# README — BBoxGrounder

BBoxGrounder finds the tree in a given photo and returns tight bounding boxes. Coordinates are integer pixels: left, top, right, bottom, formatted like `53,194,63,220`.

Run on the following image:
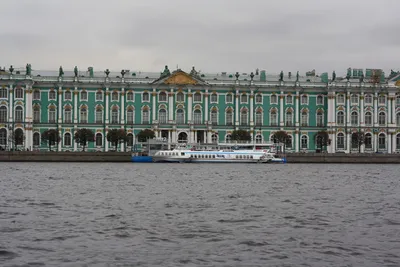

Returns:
351,131,365,153
271,130,289,153
315,130,331,152
41,129,60,151
137,129,155,142
106,129,128,151
231,130,251,142
74,128,95,152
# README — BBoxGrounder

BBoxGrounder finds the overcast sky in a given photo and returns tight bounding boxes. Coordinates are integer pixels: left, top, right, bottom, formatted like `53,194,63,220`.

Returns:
1,0,399,76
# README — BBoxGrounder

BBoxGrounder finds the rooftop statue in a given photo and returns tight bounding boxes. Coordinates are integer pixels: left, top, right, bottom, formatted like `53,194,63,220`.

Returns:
161,65,170,77
190,66,198,77
26,63,31,76
74,66,78,77
279,71,284,81
105,69,110,77
121,69,126,78
9,65,14,74
360,71,364,82
332,71,336,82
88,67,94,78
346,68,351,81
59,66,64,77
296,71,299,82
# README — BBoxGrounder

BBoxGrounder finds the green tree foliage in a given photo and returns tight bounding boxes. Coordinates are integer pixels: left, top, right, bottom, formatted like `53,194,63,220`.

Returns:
351,131,365,153
74,128,95,152
137,129,155,142
231,130,251,142
41,129,60,151
106,129,128,151
271,130,288,144
13,128,24,147
315,130,331,150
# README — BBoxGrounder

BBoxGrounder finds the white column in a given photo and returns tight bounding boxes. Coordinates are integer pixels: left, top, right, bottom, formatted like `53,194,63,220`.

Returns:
391,96,396,125
388,96,392,126
331,132,336,153
346,133,351,153
360,92,365,126
121,88,125,124
9,85,13,122
152,89,156,121
332,92,336,124
168,130,171,149
204,90,209,123
235,90,239,125
295,132,299,152
374,92,378,125
105,129,109,152
295,92,299,126
105,88,109,124
74,87,78,123
373,133,377,152
207,130,212,143
327,95,332,124
250,93,254,124
388,133,392,153
194,131,197,143
280,91,284,126
346,92,350,126
169,89,174,122
392,134,396,153
58,86,62,123
188,90,192,122
74,132,77,152
25,87,33,150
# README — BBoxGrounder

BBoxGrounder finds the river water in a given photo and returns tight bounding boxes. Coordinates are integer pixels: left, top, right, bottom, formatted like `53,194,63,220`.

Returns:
0,163,399,267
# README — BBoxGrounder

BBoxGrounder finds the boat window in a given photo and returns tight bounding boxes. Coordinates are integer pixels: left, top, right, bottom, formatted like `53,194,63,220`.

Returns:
181,152,184,156
213,155,216,158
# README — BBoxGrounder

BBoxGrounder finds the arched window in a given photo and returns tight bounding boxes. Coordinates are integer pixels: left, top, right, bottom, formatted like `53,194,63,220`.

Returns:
255,134,262,144
193,92,201,102
378,112,386,125
0,106,7,122
49,90,56,100
337,94,345,104
33,106,40,123
127,91,134,101
378,133,386,149
126,108,134,124
351,94,358,104
80,107,87,123
193,109,202,124
255,110,262,126
396,113,400,126
33,90,40,100
337,111,344,125
64,133,71,146
301,135,308,149
211,109,218,125
286,135,293,149
176,92,184,102
0,87,7,99
270,110,278,126
225,109,233,125
96,91,103,101
127,133,134,147
158,109,167,124
112,91,118,101
210,93,217,103
33,132,40,146
95,107,103,123
14,128,23,145
142,92,149,102
15,87,23,99
176,109,184,124
316,95,323,105
365,94,372,104
241,94,247,103
255,94,262,104
142,109,149,124
65,90,72,101
396,134,400,150
211,134,218,143
95,133,103,147
64,107,72,123
316,111,324,127
365,133,372,149
285,110,293,126
0,128,7,146
378,95,386,105
286,95,292,104
159,92,167,102
226,93,233,103
240,109,248,125
49,106,56,123
15,106,23,122
301,95,308,105
225,134,232,143
396,95,400,106
337,133,345,149
270,94,277,104
351,111,358,125
80,91,88,101
301,111,308,126
111,108,119,124
365,112,372,125
178,132,188,143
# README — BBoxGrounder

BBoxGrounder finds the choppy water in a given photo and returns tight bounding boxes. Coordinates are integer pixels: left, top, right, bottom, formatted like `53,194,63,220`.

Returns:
0,163,400,267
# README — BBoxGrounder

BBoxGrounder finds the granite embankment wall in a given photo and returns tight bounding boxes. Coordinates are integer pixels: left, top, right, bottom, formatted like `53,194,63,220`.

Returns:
286,153,400,163
0,152,132,162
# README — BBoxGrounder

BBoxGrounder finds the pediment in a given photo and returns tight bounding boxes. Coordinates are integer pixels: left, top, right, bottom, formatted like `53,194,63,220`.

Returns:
151,69,208,86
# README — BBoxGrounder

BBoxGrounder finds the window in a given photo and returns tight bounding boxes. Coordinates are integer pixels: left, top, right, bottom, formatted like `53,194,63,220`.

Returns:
127,91,134,101
270,110,278,126
211,110,218,125
365,112,372,126
96,133,102,147
351,111,358,125
0,128,6,146
225,134,232,143
159,109,167,124
0,87,7,99
0,106,7,122
285,111,293,126
365,133,372,149
142,109,149,124
112,91,118,101
337,133,345,149
316,111,323,127
210,93,217,103
301,111,308,126
126,109,134,124
255,110,262,126
286,95,292,104
65,90,72,101
64,107,72,123
226,93,233,103
351,94,358,105
337,94,345,104
211,134,218,143
49,107,56,123
397,134,400,150
378,133,386,149
270,94,277,104
316,95,323,105
111,109,119,124
142,92,150,102
378,95,386,105
127,134,134,147
49,90,56,100
15,88,23,99
301,95,308,105
176,92,184,102
80,108,87,123
240,109,248,125
14,129,23,145
255,94,262,104
193,109,202,124
378,112,386,125
33,132,40,146
33,90,40,100
33,107,40,123
396,95,400,106
337,111,344,125
96,108,103,123
81,91,87,101
397,113,400,126
64,133,71,146
159,92,167,102
241,94,247,103
286,136,293,149
255,135,262,144
365,94,372,104
15,106,23,122
194,92,201,102
301,135,308,149
96,91,103,101
226,109,233,125
176,109,184,124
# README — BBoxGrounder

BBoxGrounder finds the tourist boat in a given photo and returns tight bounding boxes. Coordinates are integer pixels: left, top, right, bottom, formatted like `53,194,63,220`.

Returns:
152,144,286,163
